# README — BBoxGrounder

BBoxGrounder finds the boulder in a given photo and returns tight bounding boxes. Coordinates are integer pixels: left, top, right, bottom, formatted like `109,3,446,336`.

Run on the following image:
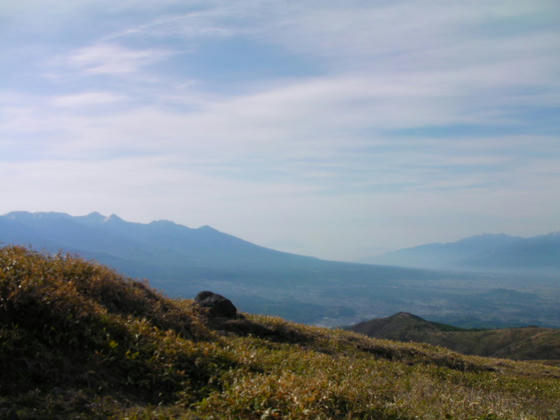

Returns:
194,291,237,319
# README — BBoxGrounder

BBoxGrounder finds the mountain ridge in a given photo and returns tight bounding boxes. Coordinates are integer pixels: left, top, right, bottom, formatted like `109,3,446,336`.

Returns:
363,232,560,272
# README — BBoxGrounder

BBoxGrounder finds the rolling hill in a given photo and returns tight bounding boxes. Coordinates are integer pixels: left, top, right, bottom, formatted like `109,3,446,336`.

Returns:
1,246,559,419
348,312,560,360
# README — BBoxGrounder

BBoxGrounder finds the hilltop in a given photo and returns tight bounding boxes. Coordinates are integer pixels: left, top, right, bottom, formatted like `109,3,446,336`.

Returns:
3,211,560,329
1,246,559,419
349,312,466,339
348,313,560,360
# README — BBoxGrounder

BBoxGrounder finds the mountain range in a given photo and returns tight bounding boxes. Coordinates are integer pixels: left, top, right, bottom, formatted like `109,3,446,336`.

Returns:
362,232,560,272
2,211,560,328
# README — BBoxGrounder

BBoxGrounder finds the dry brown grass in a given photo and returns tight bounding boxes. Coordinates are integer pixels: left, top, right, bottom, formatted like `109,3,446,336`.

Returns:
1,246,559,419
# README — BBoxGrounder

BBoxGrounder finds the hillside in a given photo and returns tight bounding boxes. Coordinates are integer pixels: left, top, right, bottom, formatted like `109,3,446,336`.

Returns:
3,211,560,329
0,248,560,419
348,313,560,360
1,246,560,419
365,233,560,272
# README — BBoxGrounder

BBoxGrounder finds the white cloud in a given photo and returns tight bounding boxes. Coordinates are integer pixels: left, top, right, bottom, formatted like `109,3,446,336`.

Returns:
51,92,126,107
2,0,560,259
68,43,173,75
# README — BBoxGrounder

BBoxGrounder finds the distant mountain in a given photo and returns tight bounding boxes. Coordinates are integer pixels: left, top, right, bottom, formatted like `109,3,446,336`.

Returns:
5,210,367,295
362,233,560,272
2,211,560,328
0,211,312,272
347,312,560,360
0,211,439,324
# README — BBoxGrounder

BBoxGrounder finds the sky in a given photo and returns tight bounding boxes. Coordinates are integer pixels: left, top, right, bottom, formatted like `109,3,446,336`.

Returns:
1,0,559,261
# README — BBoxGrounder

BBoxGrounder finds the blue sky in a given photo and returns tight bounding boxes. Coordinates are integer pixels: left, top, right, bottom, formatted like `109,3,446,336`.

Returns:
1,0,559,260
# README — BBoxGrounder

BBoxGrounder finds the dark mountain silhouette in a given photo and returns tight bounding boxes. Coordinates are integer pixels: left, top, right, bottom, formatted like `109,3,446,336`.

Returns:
363,233,560,272
349,312,464,337
347,312,560,360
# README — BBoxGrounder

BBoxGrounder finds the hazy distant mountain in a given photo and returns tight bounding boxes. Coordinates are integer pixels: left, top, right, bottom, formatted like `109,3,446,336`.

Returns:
0,211,317,274
347,312,560,360
466,232,560,271
0,211,437,324
2,211,559,328
362,233,560,272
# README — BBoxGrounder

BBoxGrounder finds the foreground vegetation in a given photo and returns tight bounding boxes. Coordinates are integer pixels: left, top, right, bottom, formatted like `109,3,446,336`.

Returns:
1,246,560,419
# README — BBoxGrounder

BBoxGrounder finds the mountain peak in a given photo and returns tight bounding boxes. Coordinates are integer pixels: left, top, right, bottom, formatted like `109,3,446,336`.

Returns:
391,312,422,320
4,211,32,219
348,312,465,339
104,214,123,223
85,211,106,221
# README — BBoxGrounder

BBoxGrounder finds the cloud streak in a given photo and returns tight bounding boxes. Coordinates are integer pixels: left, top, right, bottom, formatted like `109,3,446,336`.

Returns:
67,43,174,75
51,92,126,107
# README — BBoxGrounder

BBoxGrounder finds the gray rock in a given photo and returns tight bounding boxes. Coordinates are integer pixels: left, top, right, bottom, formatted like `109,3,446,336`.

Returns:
195,291,237,319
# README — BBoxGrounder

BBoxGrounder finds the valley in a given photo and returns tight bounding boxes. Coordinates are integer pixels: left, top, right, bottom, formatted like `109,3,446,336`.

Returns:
2,211,559,328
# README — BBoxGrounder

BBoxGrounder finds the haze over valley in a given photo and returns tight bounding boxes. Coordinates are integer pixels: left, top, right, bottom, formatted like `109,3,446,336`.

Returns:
3,211,559,329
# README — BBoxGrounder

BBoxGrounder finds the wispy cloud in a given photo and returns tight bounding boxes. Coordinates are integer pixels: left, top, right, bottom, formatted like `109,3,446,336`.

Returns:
51,92,126,107
67,43,173,75
101,10,235,42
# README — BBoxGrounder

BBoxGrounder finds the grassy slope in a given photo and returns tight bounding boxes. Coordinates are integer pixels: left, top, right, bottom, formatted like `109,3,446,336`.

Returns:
1,246,559,419
349,313,560,360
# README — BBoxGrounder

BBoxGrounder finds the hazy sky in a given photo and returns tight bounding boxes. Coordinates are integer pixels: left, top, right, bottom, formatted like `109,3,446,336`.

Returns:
1,1,559,261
